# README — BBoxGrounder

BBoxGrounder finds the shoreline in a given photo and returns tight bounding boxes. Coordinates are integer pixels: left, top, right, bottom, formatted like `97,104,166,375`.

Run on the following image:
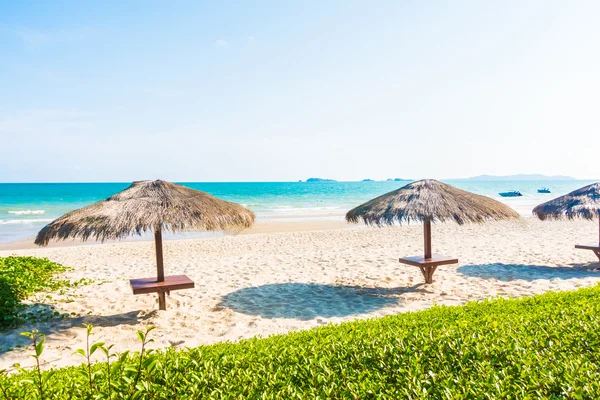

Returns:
0,216,350,251
0,214,558,252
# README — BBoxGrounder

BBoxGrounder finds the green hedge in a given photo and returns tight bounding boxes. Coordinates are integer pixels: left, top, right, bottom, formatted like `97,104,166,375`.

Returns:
2,285,600,399
0,256,69,330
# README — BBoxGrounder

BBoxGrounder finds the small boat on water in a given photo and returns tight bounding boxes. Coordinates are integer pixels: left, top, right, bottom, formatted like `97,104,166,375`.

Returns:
538,188,551,193
499,191,523,197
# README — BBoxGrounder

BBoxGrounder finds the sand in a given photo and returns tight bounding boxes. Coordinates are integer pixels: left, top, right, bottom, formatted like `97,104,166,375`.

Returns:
1,217,599,372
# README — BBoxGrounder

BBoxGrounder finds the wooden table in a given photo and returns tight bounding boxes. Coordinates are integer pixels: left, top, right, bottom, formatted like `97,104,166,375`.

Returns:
399,254,458,284
130,275,195,310
575,244,600,261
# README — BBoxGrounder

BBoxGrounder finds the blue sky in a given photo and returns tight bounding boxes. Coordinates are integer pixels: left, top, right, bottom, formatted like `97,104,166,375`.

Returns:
1,1,599,182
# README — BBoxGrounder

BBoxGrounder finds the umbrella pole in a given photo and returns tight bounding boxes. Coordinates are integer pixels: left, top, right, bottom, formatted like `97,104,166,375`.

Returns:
421,220,434,284
424,220,432,259
154,226,166,310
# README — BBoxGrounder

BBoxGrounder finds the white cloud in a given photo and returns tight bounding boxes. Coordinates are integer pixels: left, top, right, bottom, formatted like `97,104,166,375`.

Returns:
215,39,228,48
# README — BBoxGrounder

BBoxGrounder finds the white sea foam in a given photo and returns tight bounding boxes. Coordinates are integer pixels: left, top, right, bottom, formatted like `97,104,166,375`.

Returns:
7,210,45,215
0,218,53,225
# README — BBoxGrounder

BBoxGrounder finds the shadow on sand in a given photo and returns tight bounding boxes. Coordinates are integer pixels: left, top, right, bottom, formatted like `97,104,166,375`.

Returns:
458,263,600,282
220,283,427,320
0,309,156,354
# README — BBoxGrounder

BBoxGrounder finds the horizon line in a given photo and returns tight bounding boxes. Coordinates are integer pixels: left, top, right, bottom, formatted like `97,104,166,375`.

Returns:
0,177,596,185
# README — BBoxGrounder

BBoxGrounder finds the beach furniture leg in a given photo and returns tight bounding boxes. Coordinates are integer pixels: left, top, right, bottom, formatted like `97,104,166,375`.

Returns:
418,265,436,283
425,266,432,284
419,266,427,281
428,266,438,284
400,258,456,284
158,292,166,310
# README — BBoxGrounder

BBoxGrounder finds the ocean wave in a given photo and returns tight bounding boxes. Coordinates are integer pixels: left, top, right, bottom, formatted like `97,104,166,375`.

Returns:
8,210,45,215
0,218,53,225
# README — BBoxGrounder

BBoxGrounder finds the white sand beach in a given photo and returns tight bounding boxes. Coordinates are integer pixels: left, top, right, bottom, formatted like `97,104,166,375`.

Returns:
1,217,600,371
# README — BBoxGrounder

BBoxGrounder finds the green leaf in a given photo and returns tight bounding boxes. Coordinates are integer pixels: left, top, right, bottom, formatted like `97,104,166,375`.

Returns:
35,336,45,357
90,342,105,355
73,349,87,358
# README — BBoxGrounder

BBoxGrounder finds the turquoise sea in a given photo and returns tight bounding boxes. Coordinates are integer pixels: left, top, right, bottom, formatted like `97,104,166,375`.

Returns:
0,180,596,243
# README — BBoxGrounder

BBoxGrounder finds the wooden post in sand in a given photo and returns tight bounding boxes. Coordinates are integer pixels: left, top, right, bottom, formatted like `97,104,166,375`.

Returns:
422,220,435,283
424,220,432,259
154,226,166,310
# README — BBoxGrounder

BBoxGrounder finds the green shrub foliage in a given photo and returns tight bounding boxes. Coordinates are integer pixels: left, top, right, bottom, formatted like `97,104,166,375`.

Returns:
0,256,69,329
2,285,600,399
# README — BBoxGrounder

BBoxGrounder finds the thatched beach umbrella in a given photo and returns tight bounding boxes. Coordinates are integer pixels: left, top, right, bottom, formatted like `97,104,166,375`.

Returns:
346,179,520,283
533,182,600,260
35,180,255,310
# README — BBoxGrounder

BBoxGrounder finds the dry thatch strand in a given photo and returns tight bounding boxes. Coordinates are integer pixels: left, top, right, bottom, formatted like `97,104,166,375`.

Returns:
35,180,255,246
346,179,519,226
533,182,600,221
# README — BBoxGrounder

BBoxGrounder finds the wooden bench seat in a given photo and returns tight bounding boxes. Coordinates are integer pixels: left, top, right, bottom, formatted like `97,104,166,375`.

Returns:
575,244,600,260
129,275,194,310
130,275,194,310
130,275,195,294
399,254,458,284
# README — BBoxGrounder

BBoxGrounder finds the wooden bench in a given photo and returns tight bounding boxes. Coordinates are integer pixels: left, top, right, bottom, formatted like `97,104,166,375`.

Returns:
399,254,458,284
575,244,600,261
130,275,195,310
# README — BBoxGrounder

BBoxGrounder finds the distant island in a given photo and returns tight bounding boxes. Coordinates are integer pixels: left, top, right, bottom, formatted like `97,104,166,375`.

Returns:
387,178,408,182
362,179,375,182
467,174,575,181
305,178,337,182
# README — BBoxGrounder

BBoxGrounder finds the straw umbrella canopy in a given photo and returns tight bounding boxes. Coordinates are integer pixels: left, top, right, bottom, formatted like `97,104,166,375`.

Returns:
533,182,600,244
347,180,519,282
35,180,255,308
35,180,255,246
347,179,520,228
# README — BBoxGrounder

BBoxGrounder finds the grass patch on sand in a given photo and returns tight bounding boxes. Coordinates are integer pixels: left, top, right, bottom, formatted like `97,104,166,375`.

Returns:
0,256,70,330
2,284,600,398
